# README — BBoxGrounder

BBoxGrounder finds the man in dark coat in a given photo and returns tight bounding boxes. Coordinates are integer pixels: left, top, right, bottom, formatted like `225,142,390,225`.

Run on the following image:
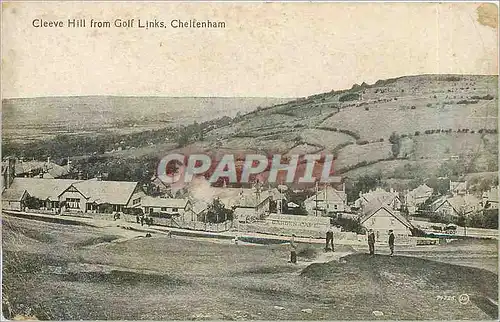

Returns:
325,227,334,252
289,234,297,264
368,229,376,255
388,230,395,256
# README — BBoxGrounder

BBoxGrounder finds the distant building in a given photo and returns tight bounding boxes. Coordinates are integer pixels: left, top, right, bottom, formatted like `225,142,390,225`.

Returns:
450,180,467,196
405,184,434,214
232,194,271,222
1,157,72,181
432,194,481,219
304,185,347,215
360,204,414,239
482,186,499,210
141,196,193,222
355,188,402,211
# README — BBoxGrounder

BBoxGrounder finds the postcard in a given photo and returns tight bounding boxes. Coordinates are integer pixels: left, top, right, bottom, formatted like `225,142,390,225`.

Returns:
1,1,498,321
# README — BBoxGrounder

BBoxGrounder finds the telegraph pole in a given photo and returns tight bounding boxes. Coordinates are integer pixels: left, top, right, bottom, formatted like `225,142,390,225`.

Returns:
315,181,319,216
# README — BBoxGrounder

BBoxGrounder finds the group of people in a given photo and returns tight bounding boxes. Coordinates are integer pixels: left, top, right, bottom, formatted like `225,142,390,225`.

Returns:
287,228,396,264
367,229,395,256
136,214,154,226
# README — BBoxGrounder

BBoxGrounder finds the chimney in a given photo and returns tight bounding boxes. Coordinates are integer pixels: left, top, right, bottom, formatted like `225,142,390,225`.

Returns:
47,156,51,164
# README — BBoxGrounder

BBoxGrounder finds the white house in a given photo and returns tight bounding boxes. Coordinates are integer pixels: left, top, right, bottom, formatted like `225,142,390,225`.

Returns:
304,185,347,215
360,204,414,240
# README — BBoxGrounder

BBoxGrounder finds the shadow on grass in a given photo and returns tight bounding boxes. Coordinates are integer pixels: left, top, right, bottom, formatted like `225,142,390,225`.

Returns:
60,270,190,286
73,235,121,247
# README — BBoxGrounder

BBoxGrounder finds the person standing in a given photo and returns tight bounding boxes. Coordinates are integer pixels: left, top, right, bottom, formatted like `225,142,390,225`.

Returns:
325,227,334,252
289,234,297,264
388,230,395,256
368,229,376,256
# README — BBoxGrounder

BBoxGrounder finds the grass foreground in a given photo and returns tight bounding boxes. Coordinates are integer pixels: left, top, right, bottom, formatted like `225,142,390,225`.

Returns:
2,215,498,320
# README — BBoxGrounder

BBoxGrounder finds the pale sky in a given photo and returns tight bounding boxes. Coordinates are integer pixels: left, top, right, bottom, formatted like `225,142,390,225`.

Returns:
1,1,498,98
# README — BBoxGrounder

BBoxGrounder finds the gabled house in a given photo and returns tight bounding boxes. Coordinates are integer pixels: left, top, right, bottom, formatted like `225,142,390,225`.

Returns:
355,188,402,211
304,185,347,215
58,179,144,213
433,194,481,219
2,189,30,211
233,193,271,220
2,178,81,212
360,203,414,239
141,196,193,221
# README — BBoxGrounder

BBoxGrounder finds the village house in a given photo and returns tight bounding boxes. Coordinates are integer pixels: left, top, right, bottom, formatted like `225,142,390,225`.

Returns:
232,194,271,223
405,184,434,215
360,203,414,240
59,179,144,213
3,178,83,212
2,177,145,214
432,194,482,219
141,196,193,222
450,180,467,196
1,157,72,181
1,188,30,211
482,186,498,209
304,184,347,215
354,187,402,211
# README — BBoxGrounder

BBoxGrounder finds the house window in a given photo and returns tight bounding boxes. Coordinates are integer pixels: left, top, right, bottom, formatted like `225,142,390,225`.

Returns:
161,207,168,211
133,198,141,205
371,218,376,225
334,204,338,210
172,207,178,212
66,198,80,209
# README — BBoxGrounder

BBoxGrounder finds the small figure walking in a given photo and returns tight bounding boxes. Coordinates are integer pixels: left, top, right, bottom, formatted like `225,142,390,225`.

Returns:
136,215,140,224
289,234,297,264
140,215,144,226
388,230,395,256
368,229,376,256
325,227,334,252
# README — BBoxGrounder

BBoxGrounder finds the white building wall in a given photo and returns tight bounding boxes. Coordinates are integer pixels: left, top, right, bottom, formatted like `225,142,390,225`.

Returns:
362,208,411,240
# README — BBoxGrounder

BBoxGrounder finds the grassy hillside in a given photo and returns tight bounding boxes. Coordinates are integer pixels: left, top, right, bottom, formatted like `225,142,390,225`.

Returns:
203,74,498,180
2,75,497,186
2,96,292,143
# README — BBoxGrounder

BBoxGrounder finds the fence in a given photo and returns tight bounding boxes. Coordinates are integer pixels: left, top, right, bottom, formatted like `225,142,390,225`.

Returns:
238,222,358,240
